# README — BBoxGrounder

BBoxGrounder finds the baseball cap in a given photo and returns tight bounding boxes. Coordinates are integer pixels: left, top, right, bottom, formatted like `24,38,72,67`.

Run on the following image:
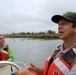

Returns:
51,11,76,23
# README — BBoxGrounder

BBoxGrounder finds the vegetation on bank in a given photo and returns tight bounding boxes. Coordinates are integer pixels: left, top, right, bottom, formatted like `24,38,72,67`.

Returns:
4,30,59,39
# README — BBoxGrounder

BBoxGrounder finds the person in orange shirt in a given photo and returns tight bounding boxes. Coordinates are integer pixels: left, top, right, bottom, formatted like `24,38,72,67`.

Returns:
16,11,76,75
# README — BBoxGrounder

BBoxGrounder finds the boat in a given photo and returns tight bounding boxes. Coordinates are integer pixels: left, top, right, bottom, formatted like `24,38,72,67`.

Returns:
0,61,27,75
0,61,76,75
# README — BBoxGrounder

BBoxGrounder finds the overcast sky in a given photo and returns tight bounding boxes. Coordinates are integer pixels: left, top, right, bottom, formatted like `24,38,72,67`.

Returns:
0,0,76,34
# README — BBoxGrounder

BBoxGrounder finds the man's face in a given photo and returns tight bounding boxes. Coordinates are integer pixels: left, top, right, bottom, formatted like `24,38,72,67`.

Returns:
58,19,76,40
0,35,5,48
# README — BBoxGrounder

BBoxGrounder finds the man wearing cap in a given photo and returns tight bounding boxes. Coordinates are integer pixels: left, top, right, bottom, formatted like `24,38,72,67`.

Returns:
15,11,76,75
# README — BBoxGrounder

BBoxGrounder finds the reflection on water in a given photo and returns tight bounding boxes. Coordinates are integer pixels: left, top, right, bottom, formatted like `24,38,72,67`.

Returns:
5,38,63,67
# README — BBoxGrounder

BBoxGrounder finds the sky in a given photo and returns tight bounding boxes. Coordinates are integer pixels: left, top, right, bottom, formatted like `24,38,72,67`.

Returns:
0,0,76,34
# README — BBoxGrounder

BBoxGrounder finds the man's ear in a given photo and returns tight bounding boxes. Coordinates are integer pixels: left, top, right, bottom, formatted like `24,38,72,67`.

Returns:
75,28,76,32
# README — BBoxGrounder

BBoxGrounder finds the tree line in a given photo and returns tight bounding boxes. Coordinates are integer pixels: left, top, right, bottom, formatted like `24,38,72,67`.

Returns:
4,30,59,39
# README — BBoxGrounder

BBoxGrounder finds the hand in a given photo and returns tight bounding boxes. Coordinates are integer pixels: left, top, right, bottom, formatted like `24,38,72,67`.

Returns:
27,63,43,75
15,68,36,75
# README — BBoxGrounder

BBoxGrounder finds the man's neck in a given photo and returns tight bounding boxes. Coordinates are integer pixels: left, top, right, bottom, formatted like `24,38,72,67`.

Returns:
63,38,76,50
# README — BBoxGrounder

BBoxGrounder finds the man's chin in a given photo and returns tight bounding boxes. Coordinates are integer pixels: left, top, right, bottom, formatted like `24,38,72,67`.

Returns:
59,36,64,39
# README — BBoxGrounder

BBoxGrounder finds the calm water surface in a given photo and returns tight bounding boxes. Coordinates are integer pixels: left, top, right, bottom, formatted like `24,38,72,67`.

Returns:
5,38,63,67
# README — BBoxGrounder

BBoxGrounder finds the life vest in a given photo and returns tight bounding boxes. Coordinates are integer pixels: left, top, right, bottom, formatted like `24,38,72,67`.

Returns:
0,44,9,61
43,46,76,75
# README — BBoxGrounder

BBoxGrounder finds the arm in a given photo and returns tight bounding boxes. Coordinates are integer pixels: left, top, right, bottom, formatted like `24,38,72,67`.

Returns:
16,68,36,75
16,63,43,75
7,47,14,62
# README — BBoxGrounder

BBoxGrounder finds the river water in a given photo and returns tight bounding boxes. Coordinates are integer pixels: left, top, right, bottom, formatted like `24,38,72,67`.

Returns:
5,38,63,68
